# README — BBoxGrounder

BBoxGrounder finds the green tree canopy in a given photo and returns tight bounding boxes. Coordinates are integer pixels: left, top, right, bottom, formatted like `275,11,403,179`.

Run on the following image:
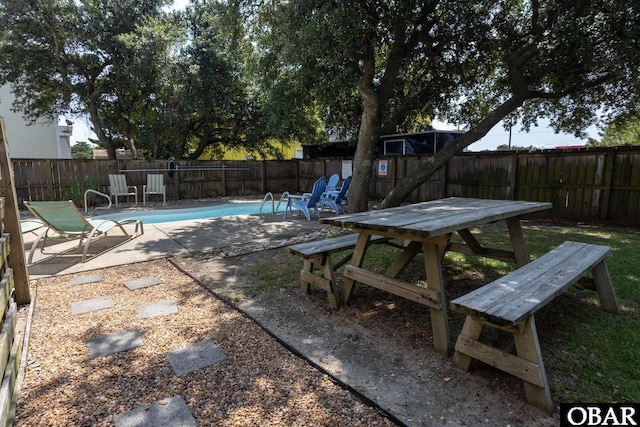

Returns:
588,116,640,147
0,0,172,159
254,0,640,211
70,141,95,159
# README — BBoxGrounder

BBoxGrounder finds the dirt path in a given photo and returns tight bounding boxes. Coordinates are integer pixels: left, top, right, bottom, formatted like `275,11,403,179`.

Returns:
173,248,560,427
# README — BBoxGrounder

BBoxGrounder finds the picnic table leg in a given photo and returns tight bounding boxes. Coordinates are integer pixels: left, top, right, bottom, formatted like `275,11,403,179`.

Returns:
592,261,619,313
423,241,451,355
342,234,371,305
384,240,422,278
506,217,531,267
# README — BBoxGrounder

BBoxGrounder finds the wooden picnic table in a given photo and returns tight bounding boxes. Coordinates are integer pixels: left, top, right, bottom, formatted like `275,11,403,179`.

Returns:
318,197,552,355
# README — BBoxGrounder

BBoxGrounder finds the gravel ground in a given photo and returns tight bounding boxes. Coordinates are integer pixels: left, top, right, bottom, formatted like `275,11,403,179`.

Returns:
16,259,394,426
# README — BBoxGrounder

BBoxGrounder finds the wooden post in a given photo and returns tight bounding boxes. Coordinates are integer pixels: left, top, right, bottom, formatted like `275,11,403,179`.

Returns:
0,118,30,304
45,159,53,200
261,160,267,194
221,162,227,196
509,152,518,200
599,152,614,220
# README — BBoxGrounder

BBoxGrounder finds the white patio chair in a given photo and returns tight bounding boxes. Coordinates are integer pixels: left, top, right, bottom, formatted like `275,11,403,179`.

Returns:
108,174,138,207
143,174,166,206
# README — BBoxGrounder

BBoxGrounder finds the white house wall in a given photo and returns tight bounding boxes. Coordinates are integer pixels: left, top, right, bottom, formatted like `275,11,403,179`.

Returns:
0,84,71,159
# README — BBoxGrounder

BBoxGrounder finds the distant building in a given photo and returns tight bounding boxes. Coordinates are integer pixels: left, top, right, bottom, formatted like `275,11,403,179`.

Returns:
0,84,72,159
302,130,465,158
92,148,134,159
199,142,303,161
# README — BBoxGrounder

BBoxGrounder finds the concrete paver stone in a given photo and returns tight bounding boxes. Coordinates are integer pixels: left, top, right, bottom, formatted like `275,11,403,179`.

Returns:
166,340,227,377
68,274,104,286
124,277,162,290
113,395,197,427
87,329,143,359
71,296,114,315
138,299,178,319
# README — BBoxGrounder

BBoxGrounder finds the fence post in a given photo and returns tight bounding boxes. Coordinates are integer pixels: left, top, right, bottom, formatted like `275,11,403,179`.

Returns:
0,117,30,304
45,159,54,200
391,157,398,191
221,163,227,196
261,161,267,194
599,151,615,220
509,152,518,200
440,160,448,199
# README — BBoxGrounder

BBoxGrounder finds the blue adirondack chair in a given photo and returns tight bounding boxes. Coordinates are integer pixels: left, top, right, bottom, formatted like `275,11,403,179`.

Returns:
320,175,351,214
326,173,340,192
284,176,328,221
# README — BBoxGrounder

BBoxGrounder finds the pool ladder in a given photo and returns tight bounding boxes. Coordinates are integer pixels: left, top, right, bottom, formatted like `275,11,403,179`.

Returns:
84,189,112,215
260,192,290,214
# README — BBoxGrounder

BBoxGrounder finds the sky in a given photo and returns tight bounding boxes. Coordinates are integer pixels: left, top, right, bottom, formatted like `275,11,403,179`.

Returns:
435,119,600,151
66,116,599,152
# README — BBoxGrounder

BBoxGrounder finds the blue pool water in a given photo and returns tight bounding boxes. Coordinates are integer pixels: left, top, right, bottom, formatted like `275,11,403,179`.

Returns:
93,201,270,224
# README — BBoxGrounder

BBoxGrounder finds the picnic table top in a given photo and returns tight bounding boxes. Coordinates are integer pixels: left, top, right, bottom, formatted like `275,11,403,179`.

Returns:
319,197,552,239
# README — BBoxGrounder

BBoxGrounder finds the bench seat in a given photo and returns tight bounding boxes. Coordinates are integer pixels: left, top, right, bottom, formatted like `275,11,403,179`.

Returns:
450,241,619,413
287,234,389,308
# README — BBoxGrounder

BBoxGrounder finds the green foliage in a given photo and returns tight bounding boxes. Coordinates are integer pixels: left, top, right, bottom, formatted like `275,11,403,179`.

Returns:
588,116,640,147
70,141,95,159
250,1,640,210
67,170,102,206
0,0,172,159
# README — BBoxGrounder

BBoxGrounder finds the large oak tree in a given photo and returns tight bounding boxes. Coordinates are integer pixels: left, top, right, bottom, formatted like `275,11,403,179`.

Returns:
256,0,640,211
0,0,172,159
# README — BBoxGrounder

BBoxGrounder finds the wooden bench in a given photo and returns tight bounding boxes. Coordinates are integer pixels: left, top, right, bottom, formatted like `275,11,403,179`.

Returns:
287,234,389,308
450,241,619,413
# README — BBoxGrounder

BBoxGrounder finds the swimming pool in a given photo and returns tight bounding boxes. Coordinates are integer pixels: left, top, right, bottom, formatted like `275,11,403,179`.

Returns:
93,201,274,225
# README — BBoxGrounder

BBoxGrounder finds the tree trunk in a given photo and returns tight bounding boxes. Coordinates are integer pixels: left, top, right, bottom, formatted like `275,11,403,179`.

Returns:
349,40,380,213
87,101,117,159
126,121,138,159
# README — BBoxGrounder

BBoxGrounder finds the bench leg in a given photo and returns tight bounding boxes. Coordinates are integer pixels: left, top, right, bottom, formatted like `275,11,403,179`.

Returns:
452,315,483,370
513,316,553,413
320,254,341,308
301,259,314,294
592,261,619,313
299,256,340,309
453,315,553,414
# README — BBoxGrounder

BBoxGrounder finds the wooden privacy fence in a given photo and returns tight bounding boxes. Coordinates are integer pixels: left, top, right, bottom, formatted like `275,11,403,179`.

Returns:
8,146,640,223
